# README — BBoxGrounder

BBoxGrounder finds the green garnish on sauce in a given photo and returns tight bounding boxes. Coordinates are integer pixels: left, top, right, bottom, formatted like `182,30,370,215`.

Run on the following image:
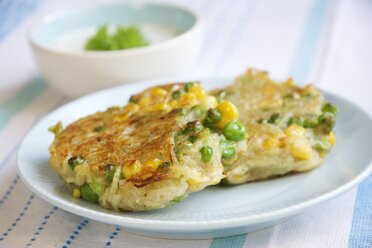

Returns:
85,25,149,51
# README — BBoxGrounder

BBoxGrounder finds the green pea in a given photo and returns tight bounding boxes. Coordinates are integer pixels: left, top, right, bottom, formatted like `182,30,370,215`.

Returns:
205,108,222,124
188,135,198,143
315,137,331,152
159,162,171,169
68,156,85,170
80,184,99,203
221,140,236,159
200,146,213,162
223,120,247,141
288,116,305,127
184,82,195,91
172,90,184,99
268,113,280,124
183,121,203,134
317,112,336,134
322,103,337,114
104,163,116,182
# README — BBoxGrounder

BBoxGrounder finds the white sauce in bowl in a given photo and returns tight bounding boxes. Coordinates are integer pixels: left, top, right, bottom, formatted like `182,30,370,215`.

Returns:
53,24,181,52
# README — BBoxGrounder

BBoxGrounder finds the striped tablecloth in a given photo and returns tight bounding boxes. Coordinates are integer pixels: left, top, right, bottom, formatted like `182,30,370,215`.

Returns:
0,0,371,247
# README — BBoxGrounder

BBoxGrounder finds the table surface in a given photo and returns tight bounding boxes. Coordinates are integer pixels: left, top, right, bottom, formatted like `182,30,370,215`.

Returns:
0,0,371,247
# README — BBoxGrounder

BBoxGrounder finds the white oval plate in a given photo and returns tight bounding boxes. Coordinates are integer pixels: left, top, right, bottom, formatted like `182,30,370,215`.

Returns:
17,78,372,239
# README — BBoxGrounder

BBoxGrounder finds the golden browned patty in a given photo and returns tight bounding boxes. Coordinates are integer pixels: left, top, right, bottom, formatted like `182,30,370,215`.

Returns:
48,82,247,211
219,69,337,184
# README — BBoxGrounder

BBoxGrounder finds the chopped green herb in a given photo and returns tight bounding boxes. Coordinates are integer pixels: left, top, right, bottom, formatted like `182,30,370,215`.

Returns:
85,25,149,51
68,156,85,170
200,146,213,162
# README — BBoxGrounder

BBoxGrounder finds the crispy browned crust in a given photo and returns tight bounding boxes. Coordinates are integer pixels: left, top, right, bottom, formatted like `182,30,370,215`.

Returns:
50,108,182,183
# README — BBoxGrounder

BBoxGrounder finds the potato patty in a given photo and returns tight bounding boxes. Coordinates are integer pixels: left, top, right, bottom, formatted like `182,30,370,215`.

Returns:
220,69,337,184
49,82,246,211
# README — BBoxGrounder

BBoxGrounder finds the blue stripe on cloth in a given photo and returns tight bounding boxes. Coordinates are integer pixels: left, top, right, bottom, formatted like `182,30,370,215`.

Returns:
0,0,40,41
209,0,330,247
25,206,58,247
348,175,372,248
0,175,19,205
104,226,121,248
0,77,47,131
0,195,35,242
289,0,330,84
62,219,90,248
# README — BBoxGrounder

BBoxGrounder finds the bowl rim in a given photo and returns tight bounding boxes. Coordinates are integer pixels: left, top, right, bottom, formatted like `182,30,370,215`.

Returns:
28,1,202,58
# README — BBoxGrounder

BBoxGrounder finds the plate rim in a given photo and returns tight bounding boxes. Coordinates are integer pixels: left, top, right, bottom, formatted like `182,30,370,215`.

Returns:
17,77,372,232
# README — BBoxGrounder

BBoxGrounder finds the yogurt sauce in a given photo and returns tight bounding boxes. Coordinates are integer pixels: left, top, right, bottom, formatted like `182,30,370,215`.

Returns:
53,24,182,52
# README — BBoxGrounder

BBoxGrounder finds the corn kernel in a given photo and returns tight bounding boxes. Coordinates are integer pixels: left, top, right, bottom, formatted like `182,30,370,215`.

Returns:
187,178,200,186
149,103,170,112
188,85,205,98
263,137,278,150
138,97,151,107
123,102,140,113
216,101,239,128
179,92,197,106
113,113,130,122
169,100,178,108
285,124,306,136
143,158,161,170
123,160,142,178
72,188,81,198
290,141,312,160
329,131,336,145
151,87,168,97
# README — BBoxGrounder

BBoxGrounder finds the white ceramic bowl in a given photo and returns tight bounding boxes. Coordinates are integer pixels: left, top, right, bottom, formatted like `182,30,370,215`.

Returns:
29,2,201,97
